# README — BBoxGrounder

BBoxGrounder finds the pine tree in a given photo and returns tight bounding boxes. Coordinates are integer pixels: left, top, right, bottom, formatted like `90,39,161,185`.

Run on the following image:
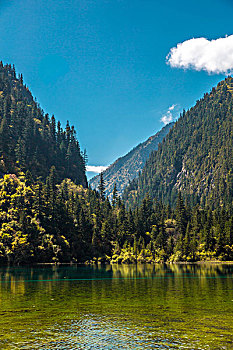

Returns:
0,117,9,158
82,149,88,171
15,137,26,167
155,217,167,250
112,183,118,207
98,172,105,201
46,166,57,220
183,222,191,257
226,217,233,246
175,192,187,236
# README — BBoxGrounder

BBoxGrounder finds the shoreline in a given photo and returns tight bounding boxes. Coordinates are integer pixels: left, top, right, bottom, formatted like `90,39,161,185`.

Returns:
1,260,233,267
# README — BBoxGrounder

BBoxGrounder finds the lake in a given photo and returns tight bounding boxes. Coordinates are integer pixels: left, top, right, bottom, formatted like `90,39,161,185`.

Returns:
0,264,232,349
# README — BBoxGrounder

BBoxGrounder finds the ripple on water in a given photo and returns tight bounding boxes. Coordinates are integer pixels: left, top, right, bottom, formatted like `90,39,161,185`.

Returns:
1,264,233,349
17,314,208,350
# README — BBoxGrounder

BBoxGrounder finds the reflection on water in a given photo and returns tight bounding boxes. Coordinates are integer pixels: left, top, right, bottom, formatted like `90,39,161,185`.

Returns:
19,316,186,349
0,264,232,349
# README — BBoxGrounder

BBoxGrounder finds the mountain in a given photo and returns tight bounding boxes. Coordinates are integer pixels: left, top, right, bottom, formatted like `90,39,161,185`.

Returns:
0,62,87,186
123,77,233,210
0,64,232,265
89,123,174,198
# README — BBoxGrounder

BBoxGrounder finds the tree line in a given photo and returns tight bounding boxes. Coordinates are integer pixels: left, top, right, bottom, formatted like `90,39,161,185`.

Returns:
0,63,232,264
0,171,232,264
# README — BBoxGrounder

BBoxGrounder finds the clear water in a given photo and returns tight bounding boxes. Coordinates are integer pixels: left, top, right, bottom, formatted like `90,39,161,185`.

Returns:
0,264,232,349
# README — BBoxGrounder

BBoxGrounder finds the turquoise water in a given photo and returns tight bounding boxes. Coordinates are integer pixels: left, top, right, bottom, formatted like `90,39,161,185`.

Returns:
0,264,232,349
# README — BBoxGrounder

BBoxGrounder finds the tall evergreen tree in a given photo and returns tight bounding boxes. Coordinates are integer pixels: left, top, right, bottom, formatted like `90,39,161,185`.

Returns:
98,172,106,201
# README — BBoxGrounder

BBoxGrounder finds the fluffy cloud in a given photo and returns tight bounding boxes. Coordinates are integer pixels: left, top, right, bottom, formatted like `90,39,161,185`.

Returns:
168,104,176,111
86,165,108,173
161,104,177,125
166,35,233,74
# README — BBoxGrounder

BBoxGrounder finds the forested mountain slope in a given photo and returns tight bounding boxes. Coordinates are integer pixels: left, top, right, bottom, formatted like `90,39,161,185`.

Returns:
90,123,173,198
0,65,232,264
0,62,87,186
123,77,233,210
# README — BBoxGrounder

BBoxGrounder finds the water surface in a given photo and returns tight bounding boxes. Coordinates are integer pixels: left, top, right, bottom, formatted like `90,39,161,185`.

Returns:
0,264,232,349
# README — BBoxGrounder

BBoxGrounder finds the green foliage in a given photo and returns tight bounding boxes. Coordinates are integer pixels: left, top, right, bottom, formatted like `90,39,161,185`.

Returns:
123,77,233,211
0,66,232,264
0,172,232,264
0,62,87,186
98,172,105,201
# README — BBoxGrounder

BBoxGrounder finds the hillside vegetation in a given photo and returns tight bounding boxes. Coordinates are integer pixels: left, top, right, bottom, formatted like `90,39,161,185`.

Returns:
123,77,233,211
0,65,232,264
0,62,87,186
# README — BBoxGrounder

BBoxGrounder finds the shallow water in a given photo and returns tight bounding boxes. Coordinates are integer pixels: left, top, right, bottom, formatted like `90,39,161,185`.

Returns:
0,264,232,349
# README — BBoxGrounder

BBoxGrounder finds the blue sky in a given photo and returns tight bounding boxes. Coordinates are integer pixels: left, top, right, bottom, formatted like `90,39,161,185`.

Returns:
0,0,233,178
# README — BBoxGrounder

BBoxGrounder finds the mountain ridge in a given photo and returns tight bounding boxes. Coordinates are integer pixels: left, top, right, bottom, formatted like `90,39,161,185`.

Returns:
0,62,87,186
89,122,174,197
123,77,233,210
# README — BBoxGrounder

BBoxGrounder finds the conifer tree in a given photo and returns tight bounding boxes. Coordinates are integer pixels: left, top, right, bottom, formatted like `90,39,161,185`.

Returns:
98,172,105,201
112,183,118,207
0,117,9,158
175,192,187,236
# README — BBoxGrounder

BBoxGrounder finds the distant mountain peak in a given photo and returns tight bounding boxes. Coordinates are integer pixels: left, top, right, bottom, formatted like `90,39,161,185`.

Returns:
89,123,174,198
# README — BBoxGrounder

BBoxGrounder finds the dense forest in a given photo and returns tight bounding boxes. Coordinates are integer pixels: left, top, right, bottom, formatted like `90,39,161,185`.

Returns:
0,64,232,264
123,77,233,211
0,172,232,264
0,62,87,186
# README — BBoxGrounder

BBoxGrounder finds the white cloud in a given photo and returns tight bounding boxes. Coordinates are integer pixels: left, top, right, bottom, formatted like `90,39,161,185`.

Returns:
167,35,233,74
168,104,176,111
160,105,177,125
86,165,108,173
